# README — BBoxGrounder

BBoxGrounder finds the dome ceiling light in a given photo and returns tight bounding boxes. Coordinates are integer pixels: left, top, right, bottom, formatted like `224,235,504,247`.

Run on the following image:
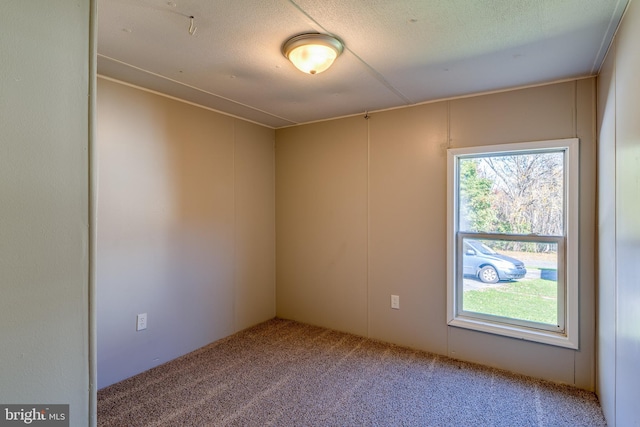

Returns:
281,33,344,75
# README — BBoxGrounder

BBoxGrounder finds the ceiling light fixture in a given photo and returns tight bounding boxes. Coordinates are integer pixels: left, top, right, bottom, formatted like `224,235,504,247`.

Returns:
282,33,344,75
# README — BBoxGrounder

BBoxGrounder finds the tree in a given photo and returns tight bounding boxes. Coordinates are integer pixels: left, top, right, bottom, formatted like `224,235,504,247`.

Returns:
459,159,496,232
481,152,563,236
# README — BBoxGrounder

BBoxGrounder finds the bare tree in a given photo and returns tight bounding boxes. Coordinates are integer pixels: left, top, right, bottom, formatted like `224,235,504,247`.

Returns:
478,152,563,251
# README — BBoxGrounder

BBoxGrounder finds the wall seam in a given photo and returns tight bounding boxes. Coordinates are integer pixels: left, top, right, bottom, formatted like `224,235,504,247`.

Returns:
612,38,618,426
573,79,577,387
574,80,578,138
366,115,371,338
446,100,451,355
88,0,98,425
590,78,598,391
273,132,277,319
232,120,237,332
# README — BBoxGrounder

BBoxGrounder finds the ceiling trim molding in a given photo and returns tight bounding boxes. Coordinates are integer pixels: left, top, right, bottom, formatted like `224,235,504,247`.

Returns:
97,74,280,129
98,54,297,128
276,75,598,130
594,0,629,74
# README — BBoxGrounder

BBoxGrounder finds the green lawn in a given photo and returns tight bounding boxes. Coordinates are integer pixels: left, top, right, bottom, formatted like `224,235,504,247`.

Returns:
463,278,558,325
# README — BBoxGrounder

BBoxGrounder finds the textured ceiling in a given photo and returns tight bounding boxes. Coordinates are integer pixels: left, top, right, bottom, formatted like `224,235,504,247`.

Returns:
98,0,628,128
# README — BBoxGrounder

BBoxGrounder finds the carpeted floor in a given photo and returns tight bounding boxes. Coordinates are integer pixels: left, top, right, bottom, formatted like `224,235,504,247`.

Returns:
98,318,606,426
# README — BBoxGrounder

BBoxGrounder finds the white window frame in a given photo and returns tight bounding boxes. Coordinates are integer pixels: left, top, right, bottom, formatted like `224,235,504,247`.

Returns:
446,138,579,349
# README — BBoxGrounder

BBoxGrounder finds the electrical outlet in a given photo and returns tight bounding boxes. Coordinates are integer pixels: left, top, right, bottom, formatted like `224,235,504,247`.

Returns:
137,313,147,331
391,295,400,310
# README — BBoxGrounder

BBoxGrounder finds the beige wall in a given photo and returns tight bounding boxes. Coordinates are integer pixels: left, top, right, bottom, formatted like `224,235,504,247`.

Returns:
597,0,640,424
276,79,596,389
97,78,275,388
0,0,92,424
276,117,369,335
368,103,449,354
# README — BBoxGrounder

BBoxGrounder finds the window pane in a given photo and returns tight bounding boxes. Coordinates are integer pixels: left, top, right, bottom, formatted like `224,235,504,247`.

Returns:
461,237,559,327
458,152,564,235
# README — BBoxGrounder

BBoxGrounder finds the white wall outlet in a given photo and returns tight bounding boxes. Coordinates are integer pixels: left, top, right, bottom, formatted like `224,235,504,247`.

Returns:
136,313,147,331
391,295,400,310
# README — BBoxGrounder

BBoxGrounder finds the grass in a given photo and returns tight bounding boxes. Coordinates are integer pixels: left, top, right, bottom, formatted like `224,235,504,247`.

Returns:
463,278,558,325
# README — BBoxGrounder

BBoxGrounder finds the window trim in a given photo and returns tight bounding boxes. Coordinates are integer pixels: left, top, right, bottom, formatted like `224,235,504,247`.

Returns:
446,138,579,349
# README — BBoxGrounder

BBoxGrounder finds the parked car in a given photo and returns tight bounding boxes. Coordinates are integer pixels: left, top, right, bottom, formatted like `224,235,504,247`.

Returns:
463,240,527,283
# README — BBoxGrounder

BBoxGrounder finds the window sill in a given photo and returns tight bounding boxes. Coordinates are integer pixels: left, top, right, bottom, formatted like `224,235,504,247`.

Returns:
448,316,579,349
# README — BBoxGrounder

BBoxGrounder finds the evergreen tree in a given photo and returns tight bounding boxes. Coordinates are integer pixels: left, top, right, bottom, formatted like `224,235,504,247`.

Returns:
459,160,496,232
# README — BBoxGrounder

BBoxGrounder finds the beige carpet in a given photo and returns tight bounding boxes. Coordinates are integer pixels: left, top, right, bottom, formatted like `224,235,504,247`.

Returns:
98,318,606,426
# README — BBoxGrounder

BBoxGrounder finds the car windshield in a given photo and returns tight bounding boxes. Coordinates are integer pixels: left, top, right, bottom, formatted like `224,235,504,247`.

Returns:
468,241,497,255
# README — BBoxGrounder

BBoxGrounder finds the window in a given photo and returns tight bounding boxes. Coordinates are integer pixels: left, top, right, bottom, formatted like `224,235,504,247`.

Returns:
447,139,579,349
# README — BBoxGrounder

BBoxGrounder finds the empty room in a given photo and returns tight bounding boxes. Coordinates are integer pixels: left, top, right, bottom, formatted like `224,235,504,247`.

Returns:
2,0,639,426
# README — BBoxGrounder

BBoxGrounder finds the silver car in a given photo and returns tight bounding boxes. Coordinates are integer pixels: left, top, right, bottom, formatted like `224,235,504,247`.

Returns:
463,240,527,283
